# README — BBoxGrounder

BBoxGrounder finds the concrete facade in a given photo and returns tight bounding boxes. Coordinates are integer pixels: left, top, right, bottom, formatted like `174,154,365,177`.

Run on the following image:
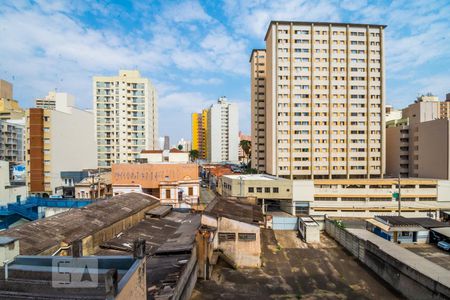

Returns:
26,104,97,195
111,163,199,206
0,161,27,206
0,79,24,121
250,49,267,172
207,97,239,163
94,70,158,168
386,94,450,179
191,109,208,160
0,118,24,163
259,21,385,179
140,148,189,163
202,198,263,268
35,91,75,113
219,174,450,218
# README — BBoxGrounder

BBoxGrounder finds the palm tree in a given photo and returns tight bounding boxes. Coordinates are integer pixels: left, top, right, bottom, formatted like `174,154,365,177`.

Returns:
178,144,183,151
239,140,251,164
189,149,199,162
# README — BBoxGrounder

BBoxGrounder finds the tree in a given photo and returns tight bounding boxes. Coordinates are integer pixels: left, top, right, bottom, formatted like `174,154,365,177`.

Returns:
189,149,199,162
239,140,251,164
178,144,183,151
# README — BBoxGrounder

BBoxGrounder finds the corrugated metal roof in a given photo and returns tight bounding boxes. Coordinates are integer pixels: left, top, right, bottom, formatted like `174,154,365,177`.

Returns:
204,197,264,225
0,192,160,255
431,227,450,238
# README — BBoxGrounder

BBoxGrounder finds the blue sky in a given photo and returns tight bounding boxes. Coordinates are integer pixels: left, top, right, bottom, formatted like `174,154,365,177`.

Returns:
0,0,449,143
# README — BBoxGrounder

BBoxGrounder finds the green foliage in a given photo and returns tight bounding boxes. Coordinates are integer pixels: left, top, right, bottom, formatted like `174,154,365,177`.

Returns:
189,149,199,162
239,139,251,158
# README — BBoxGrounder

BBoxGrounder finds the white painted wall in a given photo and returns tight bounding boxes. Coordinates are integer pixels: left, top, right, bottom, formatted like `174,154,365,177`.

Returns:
112,185,143,196
207,98,239,163
50,108,97,192
292,180,314,202
0,161,27,206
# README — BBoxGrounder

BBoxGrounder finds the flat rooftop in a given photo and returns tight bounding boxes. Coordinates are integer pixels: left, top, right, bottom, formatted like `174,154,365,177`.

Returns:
223,174,287,181
193,229,401,299
347,228,450,287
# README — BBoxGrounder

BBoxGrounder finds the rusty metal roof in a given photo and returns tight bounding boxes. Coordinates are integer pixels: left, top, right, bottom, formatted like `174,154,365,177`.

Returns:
204,197,264,225
0,192,160,255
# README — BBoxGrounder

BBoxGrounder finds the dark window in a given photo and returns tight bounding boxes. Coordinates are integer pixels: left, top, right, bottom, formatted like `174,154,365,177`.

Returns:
273,187,279,193
256,187,262,193
248,187,254,193
238,233,256,241
264,187,270,193
219,232,236,243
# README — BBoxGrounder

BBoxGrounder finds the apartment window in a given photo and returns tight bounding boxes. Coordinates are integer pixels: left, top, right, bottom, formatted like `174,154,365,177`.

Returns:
248,187,254,193
273,187,279,193
165,189,171,199
256,187,262,193
188,187,193,196
264,187,270,193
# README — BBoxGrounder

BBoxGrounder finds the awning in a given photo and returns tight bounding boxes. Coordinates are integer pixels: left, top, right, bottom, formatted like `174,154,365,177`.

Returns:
366,218,426,232
431,227,450,238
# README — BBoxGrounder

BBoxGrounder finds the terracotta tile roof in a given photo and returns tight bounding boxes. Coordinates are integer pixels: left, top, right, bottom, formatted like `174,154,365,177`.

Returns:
169,148,185,153
141,150,163,154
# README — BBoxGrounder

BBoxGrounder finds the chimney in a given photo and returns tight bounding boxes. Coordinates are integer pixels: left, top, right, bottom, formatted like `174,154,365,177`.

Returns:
133,238,146,259
0,237,19,266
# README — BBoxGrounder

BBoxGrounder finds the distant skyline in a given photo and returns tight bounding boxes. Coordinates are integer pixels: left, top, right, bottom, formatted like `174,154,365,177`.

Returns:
1,0,449,141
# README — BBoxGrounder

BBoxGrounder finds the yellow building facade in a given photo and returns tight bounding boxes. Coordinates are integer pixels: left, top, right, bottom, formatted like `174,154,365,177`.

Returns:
191,109,208,159
0,79,24,120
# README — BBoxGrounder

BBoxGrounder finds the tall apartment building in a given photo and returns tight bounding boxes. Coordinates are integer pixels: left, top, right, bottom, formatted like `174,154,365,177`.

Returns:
386,93,450,179
0,79,25,120
26,97,96,196
256,21,386,179
93,70,158,168
191,109,208,159
35,91,75,113
0,119,25,163
250,49,267,172
207,97,239,163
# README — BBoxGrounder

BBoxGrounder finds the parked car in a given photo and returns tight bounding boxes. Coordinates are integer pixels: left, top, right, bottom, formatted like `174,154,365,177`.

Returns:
437,241,450,251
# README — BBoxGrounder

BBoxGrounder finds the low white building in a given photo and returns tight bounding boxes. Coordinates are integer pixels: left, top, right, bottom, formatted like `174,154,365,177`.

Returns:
219,174,450,219
140,149,189,163
0,161,27,206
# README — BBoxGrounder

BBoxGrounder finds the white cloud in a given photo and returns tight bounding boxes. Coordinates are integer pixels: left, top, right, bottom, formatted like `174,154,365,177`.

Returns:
186,78,223,85
340,0,368,11
223,0,340,38
163,0,212,23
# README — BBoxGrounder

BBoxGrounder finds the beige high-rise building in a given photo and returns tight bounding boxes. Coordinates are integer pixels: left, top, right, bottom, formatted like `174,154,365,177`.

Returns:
93,70,158,169
386,93,450,179
250,49,267,172
256,21,386,179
